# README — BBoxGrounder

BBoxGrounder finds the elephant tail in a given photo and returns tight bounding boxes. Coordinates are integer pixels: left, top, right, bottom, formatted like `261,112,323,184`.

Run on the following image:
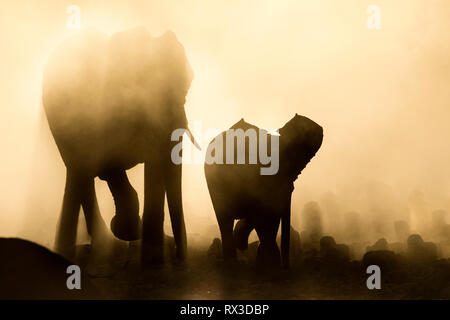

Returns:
281,209,291,268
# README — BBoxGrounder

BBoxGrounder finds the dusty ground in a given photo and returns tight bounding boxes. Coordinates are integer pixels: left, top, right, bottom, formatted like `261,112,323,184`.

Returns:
1,237,450,299
76,240,450,300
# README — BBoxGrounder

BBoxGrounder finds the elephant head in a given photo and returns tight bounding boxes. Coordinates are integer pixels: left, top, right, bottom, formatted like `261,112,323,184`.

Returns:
103,27,198,146
278,114,323,181
277,114,323,266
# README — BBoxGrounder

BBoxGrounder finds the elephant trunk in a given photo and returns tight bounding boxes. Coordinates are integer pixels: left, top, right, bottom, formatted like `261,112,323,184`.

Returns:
281,205,291,268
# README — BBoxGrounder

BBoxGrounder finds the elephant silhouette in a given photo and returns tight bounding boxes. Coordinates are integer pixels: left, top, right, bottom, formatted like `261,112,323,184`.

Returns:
204,115,323,267
43,27,198,263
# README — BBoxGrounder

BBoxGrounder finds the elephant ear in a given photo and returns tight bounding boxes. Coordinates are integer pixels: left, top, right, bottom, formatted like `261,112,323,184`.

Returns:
103,27,194,134
278,114,323,178
160,30,194,93
157,30,194,129
103,27,158,113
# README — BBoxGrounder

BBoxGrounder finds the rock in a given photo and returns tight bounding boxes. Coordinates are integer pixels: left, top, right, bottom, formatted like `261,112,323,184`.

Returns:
0,238,101,299
362,250,398,271
367,238,388,252
407,234,438,263
319,236,349,261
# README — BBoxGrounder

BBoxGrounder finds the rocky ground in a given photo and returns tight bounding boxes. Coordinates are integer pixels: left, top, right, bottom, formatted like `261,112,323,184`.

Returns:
1,237,450,299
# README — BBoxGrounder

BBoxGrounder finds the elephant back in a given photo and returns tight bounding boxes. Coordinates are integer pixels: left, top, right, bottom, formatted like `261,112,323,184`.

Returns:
102,27,193,138
42,29,109,171
204,119,283,210
42,27,193,173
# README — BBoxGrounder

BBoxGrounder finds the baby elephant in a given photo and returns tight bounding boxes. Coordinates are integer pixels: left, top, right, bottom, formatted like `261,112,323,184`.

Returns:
204,114,323,268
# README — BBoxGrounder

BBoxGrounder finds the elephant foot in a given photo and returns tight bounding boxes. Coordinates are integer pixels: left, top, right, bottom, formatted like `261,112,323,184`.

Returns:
233,219,254,251
141,243,164,267
256,242,281,269
110,214,141,241
175,246,186,261
162,234,186,262
104,169,141,241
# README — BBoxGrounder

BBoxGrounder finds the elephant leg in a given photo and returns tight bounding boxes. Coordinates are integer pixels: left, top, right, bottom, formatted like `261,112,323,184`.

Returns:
79,177,109,246
234,218,254,251
142,160,165,265
280,200,292,268
103,170,141,241
218,215,236,261
54,169,82,258
255,216,281,267
164,161,187,260
208,183,236,261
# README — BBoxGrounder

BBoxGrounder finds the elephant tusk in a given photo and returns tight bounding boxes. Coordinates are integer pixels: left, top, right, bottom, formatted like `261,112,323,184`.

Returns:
186,127,201,150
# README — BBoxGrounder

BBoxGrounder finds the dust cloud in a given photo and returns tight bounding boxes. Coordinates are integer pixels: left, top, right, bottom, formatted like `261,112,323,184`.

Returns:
1,0,450,251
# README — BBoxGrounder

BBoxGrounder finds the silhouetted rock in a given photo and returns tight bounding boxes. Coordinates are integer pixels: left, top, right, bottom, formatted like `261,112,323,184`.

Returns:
349,241,370,260
362,250,398,271
320,236,336,250
0,238,100,299
407,234,438,263
319,236,349,261
367,238,388,252
336,244,350,260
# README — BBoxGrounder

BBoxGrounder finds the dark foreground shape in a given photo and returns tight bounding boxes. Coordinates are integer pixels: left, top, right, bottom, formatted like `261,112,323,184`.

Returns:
362,250,398,272
43,26,197,263
204,115,323,268
0,238,100,299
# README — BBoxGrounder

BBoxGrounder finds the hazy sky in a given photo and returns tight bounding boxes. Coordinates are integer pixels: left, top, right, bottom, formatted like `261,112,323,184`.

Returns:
1,0,450,246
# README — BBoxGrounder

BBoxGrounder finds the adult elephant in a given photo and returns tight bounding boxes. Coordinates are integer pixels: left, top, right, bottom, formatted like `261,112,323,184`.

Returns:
43,27,198,263
204,115,323,268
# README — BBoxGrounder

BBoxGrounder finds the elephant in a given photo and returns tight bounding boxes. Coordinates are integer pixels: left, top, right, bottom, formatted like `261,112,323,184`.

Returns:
42,26,198,263
204,115,323,268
